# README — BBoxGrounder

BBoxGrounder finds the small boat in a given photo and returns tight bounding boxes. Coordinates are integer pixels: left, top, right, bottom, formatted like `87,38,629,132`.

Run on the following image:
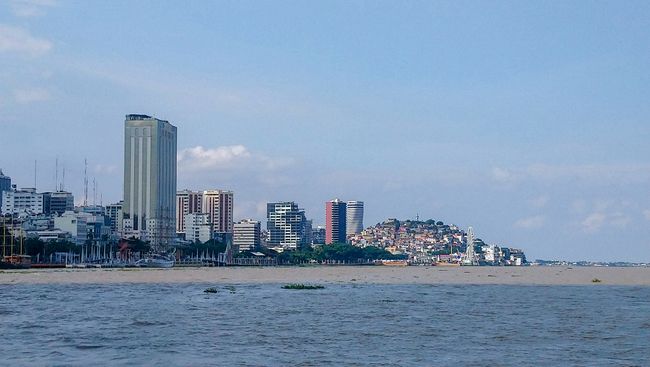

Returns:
0,255,32,269
135,253,175,268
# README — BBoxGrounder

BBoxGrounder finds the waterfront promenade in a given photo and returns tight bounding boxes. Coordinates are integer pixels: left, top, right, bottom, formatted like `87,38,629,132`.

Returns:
2,266,650,286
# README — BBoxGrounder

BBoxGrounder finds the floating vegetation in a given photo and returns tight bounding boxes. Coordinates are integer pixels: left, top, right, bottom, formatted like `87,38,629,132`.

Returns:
204,287,218,293
224,286,236,294
592,278,602,283
281,283,325,290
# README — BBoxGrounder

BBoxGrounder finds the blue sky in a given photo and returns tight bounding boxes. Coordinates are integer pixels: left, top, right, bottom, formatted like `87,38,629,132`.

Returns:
1,0,649,261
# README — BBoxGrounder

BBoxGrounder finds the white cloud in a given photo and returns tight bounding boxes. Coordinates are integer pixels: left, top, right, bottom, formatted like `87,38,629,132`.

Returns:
514,215,545,230
8,0,58,18
491,167,522,184
94,164,117,175
643,210,650,222
581,212,606,233
529,195,549,209
177,145,294,179
0,24,52,56
581,210,631,234
13,87,50,103
177,145,252,171
490,164,650,187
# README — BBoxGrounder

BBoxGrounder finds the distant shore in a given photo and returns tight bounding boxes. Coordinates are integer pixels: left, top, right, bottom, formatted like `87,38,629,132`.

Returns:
2,266,650,286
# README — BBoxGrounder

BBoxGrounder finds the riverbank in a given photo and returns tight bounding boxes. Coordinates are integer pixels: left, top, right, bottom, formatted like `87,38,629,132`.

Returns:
2,266,650,285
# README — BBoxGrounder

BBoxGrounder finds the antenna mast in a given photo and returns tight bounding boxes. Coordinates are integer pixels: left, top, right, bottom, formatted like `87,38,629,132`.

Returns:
83,158,88,207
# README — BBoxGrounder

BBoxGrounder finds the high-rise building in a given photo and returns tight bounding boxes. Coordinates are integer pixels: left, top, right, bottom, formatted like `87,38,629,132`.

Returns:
266,201,308,250
325,198,346,244
176,190,203,234
184,212,211,243
104,201,122,233
1,188,44,216
202,190,234,234
233,219,261,252
43,191,74,216
121,114,177,249
346,201,364,236
0,169,10,213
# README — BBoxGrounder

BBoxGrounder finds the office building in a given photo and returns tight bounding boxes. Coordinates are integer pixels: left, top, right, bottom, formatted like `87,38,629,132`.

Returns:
1,188,44,216
184,212,212,243
0,169,10,213
267,201,308,250
346,200,364,235
325,198,346,244
233,219,261,252
43,191,74,216
54,211,88,246
104,201,122,233
202,190,234,234
176,189,203,234
121,114,177,248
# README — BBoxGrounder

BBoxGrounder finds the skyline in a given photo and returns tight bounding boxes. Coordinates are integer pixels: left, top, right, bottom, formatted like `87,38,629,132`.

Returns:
2,1,650,261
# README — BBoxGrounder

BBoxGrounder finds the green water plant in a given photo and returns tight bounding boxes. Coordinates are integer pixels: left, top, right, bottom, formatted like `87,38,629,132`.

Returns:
281,283,325,290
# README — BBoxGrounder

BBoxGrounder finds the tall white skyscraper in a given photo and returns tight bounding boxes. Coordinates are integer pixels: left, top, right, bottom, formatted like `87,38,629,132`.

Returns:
122,114,177,249
346,200,364,236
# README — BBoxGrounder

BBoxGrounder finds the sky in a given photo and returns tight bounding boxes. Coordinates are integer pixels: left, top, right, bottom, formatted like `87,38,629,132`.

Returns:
1,0,649,262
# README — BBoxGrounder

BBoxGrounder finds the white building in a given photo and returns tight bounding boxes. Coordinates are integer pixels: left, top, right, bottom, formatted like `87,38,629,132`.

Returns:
184,213,212,243
266,202,308,250
1,188,44,216
202,190,234,234
346,200,364,236
54,211,89,246
121,114,177,249
233,219,261,252
176,190,203,234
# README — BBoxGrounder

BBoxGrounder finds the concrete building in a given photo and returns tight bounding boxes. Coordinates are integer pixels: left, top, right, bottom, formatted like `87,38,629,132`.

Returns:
312,225,326,245
176,190,203,234
104,201,122,233
184,212,211,243
326,198,346,244
1,188,44,216
0,169,10,213
43,191,74,216
233,219,261,252
121,114,177,249
346,201,364,236
54,211,88,246
202,190,234,234
267,202,308,250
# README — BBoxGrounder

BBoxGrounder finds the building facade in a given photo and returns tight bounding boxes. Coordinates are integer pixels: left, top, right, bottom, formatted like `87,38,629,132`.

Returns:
325,198,346,244
233,219,261,252
176,190,203,234
266,202,308,250
121,114,177,249
104,201,122,233
202,190,234,234
43,191,74,216
1,188,44,216
0,169,10,213
184,212,212,243
345,200,364,236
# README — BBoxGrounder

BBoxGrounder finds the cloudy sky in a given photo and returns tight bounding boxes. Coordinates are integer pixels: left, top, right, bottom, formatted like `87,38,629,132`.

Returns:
1,0,649,261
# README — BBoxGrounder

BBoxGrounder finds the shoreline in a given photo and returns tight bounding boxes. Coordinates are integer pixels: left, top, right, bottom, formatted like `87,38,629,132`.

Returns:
2,266,650,286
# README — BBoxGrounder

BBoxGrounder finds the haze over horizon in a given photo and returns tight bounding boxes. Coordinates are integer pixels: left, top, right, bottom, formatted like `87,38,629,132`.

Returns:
1,1,649,262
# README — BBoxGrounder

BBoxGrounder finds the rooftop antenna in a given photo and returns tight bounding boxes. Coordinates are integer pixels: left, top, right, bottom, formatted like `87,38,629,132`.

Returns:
34,160,37,189
55,157,59,191
62,165,66,191
83,158,88,207
93,177,97,206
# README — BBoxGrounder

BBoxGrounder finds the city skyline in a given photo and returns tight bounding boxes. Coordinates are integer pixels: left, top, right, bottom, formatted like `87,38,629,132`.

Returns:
2,2,649,261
